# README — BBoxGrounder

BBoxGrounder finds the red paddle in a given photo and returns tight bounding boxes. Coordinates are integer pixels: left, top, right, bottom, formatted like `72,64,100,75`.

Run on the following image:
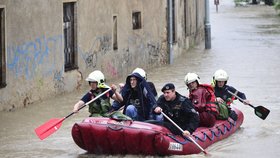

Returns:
35,88,111,140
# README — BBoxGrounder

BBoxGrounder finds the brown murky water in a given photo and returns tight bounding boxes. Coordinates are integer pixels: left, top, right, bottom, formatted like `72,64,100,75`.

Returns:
1,1,280,158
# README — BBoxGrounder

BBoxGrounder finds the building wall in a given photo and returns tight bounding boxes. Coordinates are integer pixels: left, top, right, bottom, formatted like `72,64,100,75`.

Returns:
173,0,205,57
0,0,205,111
0,0,64,111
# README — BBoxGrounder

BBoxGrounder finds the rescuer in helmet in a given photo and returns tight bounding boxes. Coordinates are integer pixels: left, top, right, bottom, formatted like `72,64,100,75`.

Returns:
73,70,122,117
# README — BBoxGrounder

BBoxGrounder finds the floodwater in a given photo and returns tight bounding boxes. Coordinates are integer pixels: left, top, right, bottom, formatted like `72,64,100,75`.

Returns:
1,1,280,158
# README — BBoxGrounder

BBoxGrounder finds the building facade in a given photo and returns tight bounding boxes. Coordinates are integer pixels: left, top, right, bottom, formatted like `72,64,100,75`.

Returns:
0,0,205,111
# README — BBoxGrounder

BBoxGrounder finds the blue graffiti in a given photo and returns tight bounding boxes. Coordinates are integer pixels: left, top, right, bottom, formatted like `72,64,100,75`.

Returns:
7,35,63,80
78,46,97,68
53,70,65,90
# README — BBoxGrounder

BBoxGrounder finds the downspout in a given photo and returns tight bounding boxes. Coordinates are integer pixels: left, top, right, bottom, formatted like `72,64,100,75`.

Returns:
204,0,211,49
196,0,198,33
168,0,173,64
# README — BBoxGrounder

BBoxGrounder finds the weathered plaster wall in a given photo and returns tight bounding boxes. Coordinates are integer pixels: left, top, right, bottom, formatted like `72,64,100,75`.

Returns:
0,0,205,111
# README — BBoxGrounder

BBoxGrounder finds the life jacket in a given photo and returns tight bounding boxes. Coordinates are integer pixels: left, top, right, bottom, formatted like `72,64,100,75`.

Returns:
189,84,219,116
225,89,239,106
88,89,111,117
226,94,236,106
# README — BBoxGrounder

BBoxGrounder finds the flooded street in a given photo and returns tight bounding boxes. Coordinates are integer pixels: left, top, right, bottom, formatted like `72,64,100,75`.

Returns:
1,1,280,158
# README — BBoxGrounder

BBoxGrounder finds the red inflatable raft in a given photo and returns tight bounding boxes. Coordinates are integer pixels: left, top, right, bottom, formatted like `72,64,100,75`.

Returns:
72,107,244,155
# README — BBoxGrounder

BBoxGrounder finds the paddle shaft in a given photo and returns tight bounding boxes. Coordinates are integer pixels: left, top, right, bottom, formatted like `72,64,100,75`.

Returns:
161,112,207,154
66,87,112,119
227,90,255,108
35,87,112,140
227,90,270,120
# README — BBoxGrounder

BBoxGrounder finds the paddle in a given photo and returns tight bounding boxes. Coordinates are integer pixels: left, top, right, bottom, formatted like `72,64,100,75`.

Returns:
227,90,270,120
35,87,112,140
161,112,208,155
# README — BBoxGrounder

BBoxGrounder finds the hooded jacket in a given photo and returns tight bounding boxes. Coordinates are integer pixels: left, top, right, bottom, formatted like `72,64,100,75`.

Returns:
120,73,157,120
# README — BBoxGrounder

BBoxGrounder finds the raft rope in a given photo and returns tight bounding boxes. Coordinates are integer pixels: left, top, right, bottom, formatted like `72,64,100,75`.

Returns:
168,120,236,145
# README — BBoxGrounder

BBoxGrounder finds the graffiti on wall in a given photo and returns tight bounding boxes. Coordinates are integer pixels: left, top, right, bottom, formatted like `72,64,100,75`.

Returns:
7,35,63,80
99,36,111,55
106,62,118,78
78,34,163,78
122,48,131,65
80,35,111,68
78,47,97,68
53,70,65,91
147,42,162,65
127,34,163,65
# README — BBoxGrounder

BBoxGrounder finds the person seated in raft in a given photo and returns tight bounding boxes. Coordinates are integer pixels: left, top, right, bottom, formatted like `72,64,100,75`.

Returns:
72,70,123,117
184,73,219,127
153,83,199,137
111,72,157,121
111,67,162,120
112,67,162,121
212,69,250,121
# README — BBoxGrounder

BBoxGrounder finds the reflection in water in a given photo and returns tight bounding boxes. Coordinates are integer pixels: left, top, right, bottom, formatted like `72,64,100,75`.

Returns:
1,2,280,158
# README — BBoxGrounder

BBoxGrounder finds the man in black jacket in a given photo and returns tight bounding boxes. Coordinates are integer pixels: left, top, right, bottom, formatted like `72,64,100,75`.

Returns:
153,83,199,136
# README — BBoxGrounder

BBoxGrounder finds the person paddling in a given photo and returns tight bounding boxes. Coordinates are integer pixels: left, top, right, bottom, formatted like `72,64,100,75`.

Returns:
212,69,250,120
153,83,199,136
73,70,122,117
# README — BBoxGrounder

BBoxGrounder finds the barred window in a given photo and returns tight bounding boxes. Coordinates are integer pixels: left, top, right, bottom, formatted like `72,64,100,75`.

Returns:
132,11,142,30
63,2,78,71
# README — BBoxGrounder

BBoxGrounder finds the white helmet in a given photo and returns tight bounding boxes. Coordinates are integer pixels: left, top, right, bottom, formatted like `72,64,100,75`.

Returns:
184,73,200,85
85,70,106,88
213,69,229,81
132,67,146,80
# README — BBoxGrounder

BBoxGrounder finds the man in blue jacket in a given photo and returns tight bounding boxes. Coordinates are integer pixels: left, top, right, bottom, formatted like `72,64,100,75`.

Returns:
113,72,157,121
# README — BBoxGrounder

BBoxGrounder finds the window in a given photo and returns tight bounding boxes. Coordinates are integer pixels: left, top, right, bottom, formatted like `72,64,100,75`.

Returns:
132,11,142,30
0,7,6,88
113,15,118,50
63,2,78,71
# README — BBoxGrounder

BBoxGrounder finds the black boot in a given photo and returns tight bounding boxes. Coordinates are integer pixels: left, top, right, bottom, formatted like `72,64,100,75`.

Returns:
229,110,238,121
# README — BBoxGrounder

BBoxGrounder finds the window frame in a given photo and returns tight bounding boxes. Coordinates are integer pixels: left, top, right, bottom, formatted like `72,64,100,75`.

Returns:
63,2,78,72
132,11,142,30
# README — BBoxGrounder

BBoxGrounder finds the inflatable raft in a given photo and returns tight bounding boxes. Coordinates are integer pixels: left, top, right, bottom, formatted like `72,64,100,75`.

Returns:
72,107,243,155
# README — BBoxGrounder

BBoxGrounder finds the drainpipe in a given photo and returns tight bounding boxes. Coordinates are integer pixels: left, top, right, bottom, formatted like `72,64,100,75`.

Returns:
168,0,173,64
204,0,211,49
